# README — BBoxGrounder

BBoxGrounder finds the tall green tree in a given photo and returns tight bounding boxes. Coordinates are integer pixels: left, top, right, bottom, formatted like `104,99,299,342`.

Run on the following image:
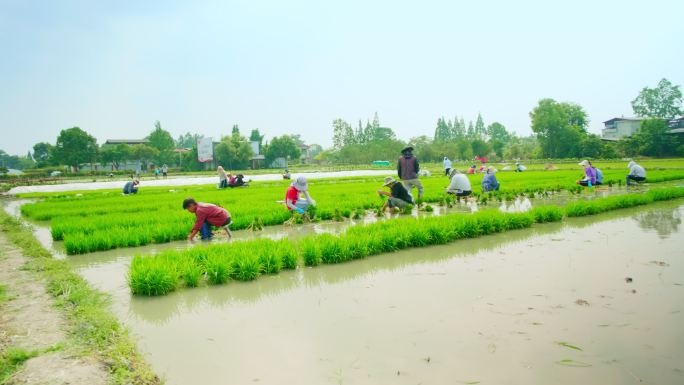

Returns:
147,121,175,164
131,144,159,171
176,132,202,148
474,113,486,139
631,78,683,119
32,142,54,167
100,144,131,170
629,119,681,156
332,118,355,148
215,130,253,169
529,98,589,158
265,135,301,166
54,127,98,171
466,121,475,139
487,122,510,157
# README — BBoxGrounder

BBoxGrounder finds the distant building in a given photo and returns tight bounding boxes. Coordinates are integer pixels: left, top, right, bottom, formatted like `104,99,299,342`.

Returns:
299,144,312,163
601,118,643,141
668,117,684,134
101,139,151,171
103,139,150,146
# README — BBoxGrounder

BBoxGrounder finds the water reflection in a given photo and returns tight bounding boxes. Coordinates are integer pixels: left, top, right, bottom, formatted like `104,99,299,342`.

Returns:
499,197,532,213
633,207,682,239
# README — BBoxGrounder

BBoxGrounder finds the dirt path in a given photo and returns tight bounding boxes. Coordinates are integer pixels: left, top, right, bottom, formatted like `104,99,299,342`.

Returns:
0,234,108,385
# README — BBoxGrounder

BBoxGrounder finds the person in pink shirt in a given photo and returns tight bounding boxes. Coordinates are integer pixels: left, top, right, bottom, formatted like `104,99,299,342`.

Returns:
182,197,232,240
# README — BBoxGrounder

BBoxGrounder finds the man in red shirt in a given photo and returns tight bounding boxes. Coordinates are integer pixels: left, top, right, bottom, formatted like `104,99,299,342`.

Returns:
183,198,231,240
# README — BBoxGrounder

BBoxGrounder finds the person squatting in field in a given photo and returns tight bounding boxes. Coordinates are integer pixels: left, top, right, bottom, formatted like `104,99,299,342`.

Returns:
123,179,139,195
285,176,316,215
377,176,415,213
397,146,423,199
481,166,500,192
577,160,597,187
446,169,472,197
626,160,646,186
183,197,232,240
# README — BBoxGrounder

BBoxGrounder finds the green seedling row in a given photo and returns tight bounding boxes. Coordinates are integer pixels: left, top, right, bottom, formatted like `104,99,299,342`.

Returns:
129,238,297,296
128,186,684,296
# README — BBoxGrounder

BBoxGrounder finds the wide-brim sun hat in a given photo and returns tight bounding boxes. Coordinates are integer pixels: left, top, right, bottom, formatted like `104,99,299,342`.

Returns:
382,176,397,187
578,160,589,167
292,176,308,191
487,166,497,173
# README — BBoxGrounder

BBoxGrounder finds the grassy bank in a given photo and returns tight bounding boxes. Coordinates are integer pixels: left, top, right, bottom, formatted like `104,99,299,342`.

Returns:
0,210,160,384
128,186,684,296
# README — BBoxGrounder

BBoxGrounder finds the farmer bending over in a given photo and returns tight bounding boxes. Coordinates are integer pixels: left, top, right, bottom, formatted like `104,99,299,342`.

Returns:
285,176,316,214
377,177,414,212
481,166,500,192
123,180,139,195
626,161,646,186
446,169,472,197
183,198,232,241
576,160,596,187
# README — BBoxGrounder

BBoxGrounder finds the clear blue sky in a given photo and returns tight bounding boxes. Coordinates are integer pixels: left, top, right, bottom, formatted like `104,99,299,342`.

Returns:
1,0,682,155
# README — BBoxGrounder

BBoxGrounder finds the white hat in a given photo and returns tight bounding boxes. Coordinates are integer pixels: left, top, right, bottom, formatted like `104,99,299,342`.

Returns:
578,160,589,167
486,166,497,173
382,176,397,187
292,176,308,191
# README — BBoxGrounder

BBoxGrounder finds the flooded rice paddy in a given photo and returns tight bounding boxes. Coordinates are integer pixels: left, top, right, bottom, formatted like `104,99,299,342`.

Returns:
61,200,684,385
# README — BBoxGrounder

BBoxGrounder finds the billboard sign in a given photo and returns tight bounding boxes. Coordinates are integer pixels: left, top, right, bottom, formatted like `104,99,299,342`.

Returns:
197,137,214,162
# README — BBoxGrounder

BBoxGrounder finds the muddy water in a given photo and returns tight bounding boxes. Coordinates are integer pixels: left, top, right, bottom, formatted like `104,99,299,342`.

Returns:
67,201,684,385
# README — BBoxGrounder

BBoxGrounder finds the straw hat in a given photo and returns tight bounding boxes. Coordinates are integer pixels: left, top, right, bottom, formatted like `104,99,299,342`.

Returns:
292,176,308,191
382,176,397,187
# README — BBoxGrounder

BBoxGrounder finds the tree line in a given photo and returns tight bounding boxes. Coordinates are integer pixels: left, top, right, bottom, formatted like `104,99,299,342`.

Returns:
14,122,317,173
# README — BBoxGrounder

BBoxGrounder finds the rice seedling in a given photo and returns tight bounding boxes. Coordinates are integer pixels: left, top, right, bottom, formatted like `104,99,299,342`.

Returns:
128,255,179,296
205,253,233,285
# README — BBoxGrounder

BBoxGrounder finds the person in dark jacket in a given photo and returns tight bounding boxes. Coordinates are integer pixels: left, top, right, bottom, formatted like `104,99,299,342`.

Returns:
397,146,423,199
377,176,414,212
123,180,139,195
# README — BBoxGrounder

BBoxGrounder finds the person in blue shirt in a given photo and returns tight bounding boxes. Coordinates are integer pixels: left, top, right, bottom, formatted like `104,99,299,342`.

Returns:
481,166,500,192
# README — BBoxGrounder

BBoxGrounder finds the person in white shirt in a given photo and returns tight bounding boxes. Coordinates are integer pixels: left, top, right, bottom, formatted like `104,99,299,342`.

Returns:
446,169,472,197
443,157,453,176
626,161,646,186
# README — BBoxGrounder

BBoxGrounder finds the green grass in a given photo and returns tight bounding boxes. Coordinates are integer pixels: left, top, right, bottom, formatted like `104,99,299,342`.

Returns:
0,347,39,383
0,210,159,384
128,186,684,296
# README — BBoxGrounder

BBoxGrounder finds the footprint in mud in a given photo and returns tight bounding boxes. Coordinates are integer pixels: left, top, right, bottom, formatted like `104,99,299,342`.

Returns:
575,299,590,306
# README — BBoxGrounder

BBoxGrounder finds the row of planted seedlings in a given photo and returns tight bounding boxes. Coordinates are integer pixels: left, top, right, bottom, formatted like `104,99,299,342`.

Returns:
24,169,684,254
128,186,684,296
